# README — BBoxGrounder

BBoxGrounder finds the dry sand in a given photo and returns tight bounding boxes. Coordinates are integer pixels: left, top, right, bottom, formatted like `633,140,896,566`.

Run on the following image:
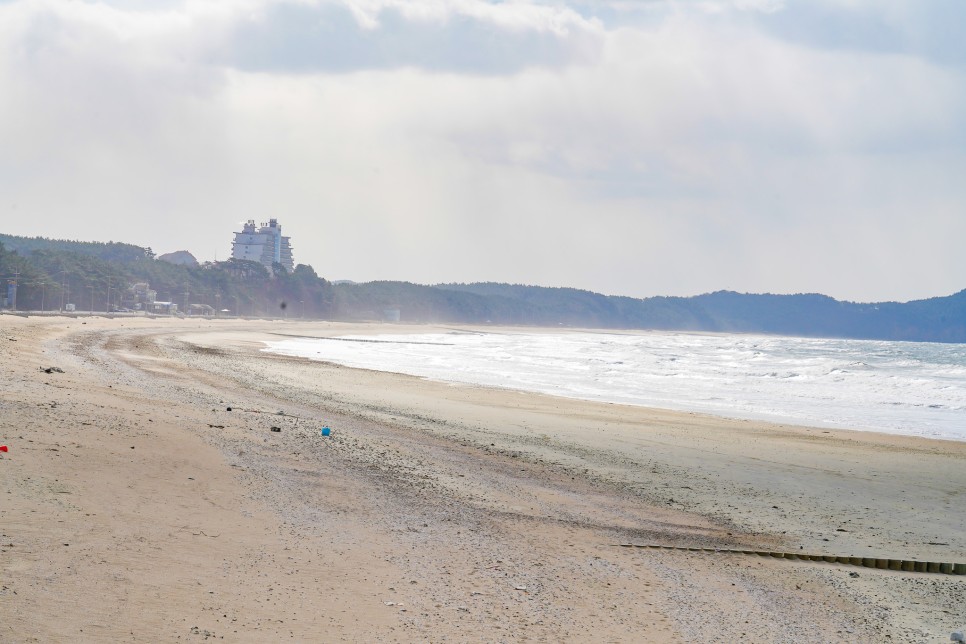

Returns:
1,314,964,642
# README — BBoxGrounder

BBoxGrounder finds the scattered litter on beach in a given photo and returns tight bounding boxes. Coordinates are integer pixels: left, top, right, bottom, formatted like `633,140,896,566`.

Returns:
270,427,281,433
41,367,64,374
228,406,303,420
321,427,331,436
189,626,215,639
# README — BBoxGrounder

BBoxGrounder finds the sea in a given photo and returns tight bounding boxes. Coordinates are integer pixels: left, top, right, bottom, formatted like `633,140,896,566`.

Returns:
263,330,966,441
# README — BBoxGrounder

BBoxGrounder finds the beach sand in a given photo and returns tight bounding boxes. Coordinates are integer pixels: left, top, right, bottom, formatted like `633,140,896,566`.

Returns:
1,315,964,642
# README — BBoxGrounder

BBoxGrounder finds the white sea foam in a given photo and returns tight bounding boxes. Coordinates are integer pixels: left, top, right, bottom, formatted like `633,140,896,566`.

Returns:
263,330,966,441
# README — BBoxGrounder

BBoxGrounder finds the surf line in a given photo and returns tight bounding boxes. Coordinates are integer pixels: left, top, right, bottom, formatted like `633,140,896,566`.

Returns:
616,543,966,575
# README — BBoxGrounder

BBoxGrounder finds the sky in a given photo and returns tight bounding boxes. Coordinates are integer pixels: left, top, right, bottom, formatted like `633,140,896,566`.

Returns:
1,0,965,303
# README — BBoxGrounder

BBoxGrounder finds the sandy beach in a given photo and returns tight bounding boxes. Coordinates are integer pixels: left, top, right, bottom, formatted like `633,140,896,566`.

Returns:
2,314,964,642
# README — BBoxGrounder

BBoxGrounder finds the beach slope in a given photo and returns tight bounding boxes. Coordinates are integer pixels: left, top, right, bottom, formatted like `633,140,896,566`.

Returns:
1,316,964,642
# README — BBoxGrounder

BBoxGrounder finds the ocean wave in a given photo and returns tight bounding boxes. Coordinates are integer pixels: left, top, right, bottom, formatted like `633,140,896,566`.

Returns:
263,331,966,441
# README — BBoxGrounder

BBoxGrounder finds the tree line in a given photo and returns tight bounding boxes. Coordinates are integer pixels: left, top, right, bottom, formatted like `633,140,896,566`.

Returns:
0,234,334,317
3,233,965,342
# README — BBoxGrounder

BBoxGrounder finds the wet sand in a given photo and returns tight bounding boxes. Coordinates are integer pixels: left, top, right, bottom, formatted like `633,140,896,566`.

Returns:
2,315,964,642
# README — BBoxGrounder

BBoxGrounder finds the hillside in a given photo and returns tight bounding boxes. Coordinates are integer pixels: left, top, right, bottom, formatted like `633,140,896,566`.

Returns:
0,233,334,318
334,281,966,343
2,233,965,342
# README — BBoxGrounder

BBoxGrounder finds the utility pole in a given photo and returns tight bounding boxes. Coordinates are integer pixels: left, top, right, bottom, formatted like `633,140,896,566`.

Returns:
6,269,19,310
58,270,66,311
183,284,189,316
40,282,46,312
89,284,94,315
12,269,19,310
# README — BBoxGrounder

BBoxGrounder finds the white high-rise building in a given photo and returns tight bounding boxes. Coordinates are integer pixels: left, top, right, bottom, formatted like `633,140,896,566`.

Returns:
230,219,294,272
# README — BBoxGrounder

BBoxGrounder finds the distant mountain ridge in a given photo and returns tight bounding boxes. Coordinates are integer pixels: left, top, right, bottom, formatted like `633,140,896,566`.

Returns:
338,281,966,343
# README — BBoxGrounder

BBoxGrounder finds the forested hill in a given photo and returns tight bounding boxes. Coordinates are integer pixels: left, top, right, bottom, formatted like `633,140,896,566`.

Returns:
0,234,335,318
341,282,966,343
0,234,153,263
2,232,964,342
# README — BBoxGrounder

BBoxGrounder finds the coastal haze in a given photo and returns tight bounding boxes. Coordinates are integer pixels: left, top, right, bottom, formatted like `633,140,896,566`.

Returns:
2,1,966,301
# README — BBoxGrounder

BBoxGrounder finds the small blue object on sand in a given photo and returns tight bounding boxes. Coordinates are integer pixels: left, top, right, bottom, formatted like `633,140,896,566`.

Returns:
321,427,331,437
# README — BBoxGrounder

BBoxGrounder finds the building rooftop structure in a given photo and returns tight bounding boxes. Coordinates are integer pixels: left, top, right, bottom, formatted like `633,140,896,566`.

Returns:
230,218,294,272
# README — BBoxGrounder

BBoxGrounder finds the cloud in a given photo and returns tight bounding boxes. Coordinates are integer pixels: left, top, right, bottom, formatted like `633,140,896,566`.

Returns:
1,0,965,301
209,36,966,299
0,0,237,246
418,20,966,191
218,0,605,74
738,0,966,66
2,0,606,76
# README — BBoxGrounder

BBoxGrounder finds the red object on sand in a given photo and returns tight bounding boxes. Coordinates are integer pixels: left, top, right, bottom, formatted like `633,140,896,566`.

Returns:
0,446,8,452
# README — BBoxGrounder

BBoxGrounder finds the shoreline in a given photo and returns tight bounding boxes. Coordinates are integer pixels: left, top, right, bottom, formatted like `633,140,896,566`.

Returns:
183,323,966,555
259,323,966,443
2,315,965,641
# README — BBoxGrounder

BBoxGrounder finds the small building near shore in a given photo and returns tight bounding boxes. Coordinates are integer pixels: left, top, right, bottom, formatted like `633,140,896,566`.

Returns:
187,303,215,317
149,301,178,315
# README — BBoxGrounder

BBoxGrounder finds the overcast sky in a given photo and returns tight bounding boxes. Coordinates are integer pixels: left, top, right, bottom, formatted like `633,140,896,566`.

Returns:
2,0,965,302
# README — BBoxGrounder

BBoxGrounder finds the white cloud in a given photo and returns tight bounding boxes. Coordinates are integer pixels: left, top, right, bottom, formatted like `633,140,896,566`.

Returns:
1,0,965,301
337,0,601,34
